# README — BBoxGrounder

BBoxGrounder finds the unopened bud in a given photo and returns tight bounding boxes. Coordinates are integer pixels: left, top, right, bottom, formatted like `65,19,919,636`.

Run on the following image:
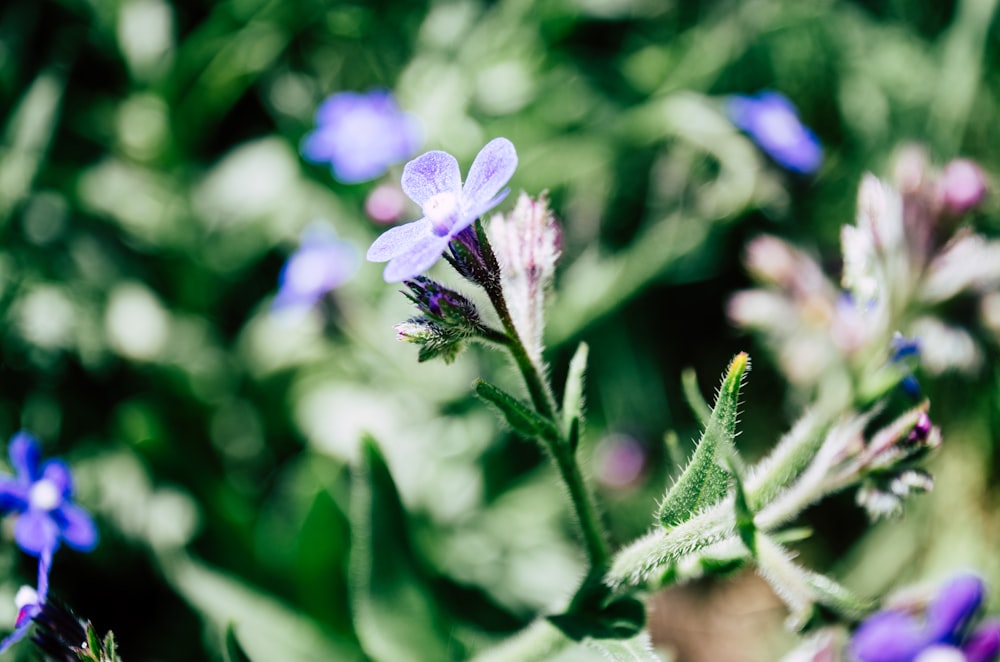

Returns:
939,159,987,216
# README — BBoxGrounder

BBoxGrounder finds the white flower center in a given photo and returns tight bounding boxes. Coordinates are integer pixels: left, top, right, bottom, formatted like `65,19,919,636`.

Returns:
29,479,61,511
422,191,459,236
14,585,37,610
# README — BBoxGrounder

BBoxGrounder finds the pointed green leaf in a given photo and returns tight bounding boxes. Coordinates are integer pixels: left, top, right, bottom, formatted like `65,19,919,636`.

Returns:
657,353,749,527
562,342,589,438
681,367,712,427
350,437,453,662
476,379,559,443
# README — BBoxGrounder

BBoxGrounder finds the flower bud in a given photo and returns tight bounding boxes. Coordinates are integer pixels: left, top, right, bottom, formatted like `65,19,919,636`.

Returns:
939,159,987,216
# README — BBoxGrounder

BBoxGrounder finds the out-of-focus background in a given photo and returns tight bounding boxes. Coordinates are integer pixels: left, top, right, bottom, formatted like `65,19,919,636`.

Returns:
1,0,999,660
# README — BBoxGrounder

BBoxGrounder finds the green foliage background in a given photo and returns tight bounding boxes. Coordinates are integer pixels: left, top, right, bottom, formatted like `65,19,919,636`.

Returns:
1,0,999,659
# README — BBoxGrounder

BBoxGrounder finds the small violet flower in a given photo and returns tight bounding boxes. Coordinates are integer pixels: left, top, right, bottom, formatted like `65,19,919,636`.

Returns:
851,574,1000,662
301,89,422,184
727,91,823,174
0,432,97,558
273,225,358,310
0,546,50,653
366,137,518,282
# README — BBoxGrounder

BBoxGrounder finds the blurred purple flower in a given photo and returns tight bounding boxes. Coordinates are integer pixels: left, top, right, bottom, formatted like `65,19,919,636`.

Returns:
727,91,823,174
0,548,50,653
301,89,422,184
367,137,518,282
939,159,987,216
851,574,1000,662
274,226,358,310
0,432,97,558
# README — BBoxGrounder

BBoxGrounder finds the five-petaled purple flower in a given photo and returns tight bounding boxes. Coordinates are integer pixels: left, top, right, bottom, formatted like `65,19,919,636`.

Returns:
366,137,518,282
0,432,97,558
301,89,422,184
727,91,823,174
0,547,50,653
273,225,359,310
851,574,1000,662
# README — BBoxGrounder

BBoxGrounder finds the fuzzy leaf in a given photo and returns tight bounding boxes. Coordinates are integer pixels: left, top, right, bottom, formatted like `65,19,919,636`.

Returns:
562,342,589,438
584,630,665,662
658,353,749,527
349,437,453,662
476,379,559,443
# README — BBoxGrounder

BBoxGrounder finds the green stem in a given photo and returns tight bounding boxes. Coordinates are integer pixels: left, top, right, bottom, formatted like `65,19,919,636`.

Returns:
475,224,609,571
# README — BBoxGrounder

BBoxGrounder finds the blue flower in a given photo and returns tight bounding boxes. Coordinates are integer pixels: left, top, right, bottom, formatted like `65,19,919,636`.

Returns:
273,225,359,310
727,91,823,174
366,137,518,282
851,574,1000,662
301,89,422,184
0,432,97,558
0,548,50,653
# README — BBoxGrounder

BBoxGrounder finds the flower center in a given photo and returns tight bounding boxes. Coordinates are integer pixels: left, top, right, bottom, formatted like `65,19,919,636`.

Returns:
29,479,61,512
14,585,37,612
422,191,459,237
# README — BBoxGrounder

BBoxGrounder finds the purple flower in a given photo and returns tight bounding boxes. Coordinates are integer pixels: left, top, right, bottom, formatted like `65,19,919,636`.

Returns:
0,547,50,653
301,89,422,184
273,225,358,310
851,574,1000,662
727,91,823,174
366,137,518,282
0,432,97,558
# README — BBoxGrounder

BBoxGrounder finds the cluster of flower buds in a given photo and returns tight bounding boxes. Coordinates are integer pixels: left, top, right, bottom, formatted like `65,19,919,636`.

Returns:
395,276,492,363
730,149,993,405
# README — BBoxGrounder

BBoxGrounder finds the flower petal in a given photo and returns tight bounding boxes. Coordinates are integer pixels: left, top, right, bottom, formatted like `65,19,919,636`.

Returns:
964,620,1000,662
462,138,517,213
55,503,98,552
367,218,433,262
927,574,985,642
8,432,41,483
14,511,60,557
0,477,28,513
850,610,930,662
467,187,511,222
383,235,450,282
401,151,461,206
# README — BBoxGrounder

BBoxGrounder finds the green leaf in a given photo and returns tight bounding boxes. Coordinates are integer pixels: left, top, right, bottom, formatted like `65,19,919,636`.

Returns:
349,437,453,662
681,367,712,427
160,552,362,662
225,624,253,662
548,596,646,641
476,379,560,443
657,353,749,527
730,458,756,554
562,342,589,438
583,630,665,662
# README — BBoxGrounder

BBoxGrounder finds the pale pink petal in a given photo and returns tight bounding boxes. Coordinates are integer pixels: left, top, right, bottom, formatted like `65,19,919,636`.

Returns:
383,235,450,282
401,151,461,206
462,138,517,212
367,218,433,262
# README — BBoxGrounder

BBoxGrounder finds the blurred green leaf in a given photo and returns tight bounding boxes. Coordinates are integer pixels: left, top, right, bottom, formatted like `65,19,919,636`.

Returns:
161,552,361,662
350,436,454,662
